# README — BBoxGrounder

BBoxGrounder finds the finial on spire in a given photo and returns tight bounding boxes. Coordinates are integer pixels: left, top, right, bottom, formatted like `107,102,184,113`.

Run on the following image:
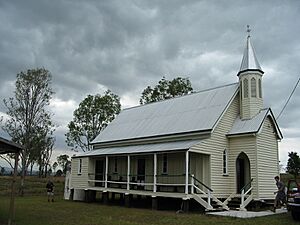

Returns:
246,25,251,38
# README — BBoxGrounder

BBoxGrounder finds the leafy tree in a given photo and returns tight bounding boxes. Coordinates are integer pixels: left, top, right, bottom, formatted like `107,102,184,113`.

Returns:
286,151,300,179
0,68,55,195
140,77,193,104
57,154,70,175
65,90,121,152
37,135,55,178
28,134,54,177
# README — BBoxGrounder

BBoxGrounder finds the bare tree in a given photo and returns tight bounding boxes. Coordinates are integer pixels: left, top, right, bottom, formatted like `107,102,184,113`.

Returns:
0,68,55,195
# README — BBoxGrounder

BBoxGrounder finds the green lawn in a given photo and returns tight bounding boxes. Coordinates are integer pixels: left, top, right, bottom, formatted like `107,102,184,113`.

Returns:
0,176,65,196
0,176,298,225
0,195,297,225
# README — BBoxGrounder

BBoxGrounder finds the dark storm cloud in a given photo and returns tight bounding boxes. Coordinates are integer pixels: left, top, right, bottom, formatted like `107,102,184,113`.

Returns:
0,0,299,164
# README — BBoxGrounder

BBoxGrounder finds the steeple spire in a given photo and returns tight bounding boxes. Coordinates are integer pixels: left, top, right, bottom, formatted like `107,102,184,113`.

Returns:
238,25,264,76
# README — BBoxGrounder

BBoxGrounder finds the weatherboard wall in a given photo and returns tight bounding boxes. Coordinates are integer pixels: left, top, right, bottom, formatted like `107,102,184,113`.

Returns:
241,97,263,120
190,94,239,197
228,135,258,198
71,157,89,189
190,152,210,191
240,72,264,120
256,117,279,199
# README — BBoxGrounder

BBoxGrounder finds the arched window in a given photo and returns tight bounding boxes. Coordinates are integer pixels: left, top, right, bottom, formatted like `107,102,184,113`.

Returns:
251,77,257,97
243,79,249,98
258,79,262,98
223,149,228,175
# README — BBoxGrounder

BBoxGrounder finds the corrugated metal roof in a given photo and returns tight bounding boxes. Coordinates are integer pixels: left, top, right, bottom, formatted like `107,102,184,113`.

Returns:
0,137,23,154
92,83,239,144
238,35,263,75
227,109,269,136
76,139,200,157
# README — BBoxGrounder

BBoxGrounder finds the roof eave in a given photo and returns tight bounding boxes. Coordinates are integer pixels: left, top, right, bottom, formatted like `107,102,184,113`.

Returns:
226,131,258,138
227,108,283,140
266,109,283,140
237,69,264,77
0,137,23,154
211,83,239,132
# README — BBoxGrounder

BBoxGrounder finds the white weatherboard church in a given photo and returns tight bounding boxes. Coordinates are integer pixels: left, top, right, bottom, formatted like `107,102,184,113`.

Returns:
66,31,282,211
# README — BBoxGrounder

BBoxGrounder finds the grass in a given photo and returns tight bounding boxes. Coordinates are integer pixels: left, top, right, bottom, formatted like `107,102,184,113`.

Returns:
0,176,65,196
0,176,298,225
0,195,298,225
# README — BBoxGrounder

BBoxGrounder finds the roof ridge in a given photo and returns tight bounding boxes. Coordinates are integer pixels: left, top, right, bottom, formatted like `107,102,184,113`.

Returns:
123,82,238,111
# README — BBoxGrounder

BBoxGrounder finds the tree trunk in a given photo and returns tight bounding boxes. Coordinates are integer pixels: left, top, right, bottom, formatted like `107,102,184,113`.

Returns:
30,163,33,176
19,160,26,197
45,164,48,178
38,163,42,178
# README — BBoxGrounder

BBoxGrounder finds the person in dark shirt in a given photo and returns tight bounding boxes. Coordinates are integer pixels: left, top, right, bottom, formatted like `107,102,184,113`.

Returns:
272,176,286,212
46,179,55,202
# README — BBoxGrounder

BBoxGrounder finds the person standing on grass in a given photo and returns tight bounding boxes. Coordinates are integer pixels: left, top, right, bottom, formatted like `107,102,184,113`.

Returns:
46,179,55,202
272,176,286,212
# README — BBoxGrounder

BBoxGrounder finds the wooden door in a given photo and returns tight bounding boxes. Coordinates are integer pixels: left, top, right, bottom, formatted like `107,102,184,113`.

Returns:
137,158,146,185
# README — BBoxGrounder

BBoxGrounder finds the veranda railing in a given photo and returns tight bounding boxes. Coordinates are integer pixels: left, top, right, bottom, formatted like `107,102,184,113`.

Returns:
88,173,188,192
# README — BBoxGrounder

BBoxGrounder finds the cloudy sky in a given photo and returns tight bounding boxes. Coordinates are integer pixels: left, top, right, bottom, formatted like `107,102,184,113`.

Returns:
0,0,299,168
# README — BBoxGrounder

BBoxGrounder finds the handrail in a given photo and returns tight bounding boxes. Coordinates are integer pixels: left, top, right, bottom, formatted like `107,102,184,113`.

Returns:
131,174,185,179
129,174,154,176
190,175,213,192
156,174,185,177
244,186,252,196
240,178,254,211
193,184,207,195
90,173,186,177
240,178,253,193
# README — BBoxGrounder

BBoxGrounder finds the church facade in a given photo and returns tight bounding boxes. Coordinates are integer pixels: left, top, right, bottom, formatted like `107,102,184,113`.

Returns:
67,33,282,211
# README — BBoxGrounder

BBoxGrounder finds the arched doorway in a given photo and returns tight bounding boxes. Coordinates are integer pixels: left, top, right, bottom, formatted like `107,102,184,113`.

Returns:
236,152,251,193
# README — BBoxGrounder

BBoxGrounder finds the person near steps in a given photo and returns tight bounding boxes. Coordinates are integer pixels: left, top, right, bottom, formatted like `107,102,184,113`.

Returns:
272,176,286,212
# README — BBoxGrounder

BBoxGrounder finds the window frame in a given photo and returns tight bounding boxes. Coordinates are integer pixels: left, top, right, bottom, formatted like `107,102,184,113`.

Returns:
243,78,249,98
258,78,262,98
78,158,82,175
251,77,257,97
223,149,228,176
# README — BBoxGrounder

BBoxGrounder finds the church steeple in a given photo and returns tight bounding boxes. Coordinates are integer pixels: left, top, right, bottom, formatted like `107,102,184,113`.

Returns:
238,25,264,76
238,26,264,120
